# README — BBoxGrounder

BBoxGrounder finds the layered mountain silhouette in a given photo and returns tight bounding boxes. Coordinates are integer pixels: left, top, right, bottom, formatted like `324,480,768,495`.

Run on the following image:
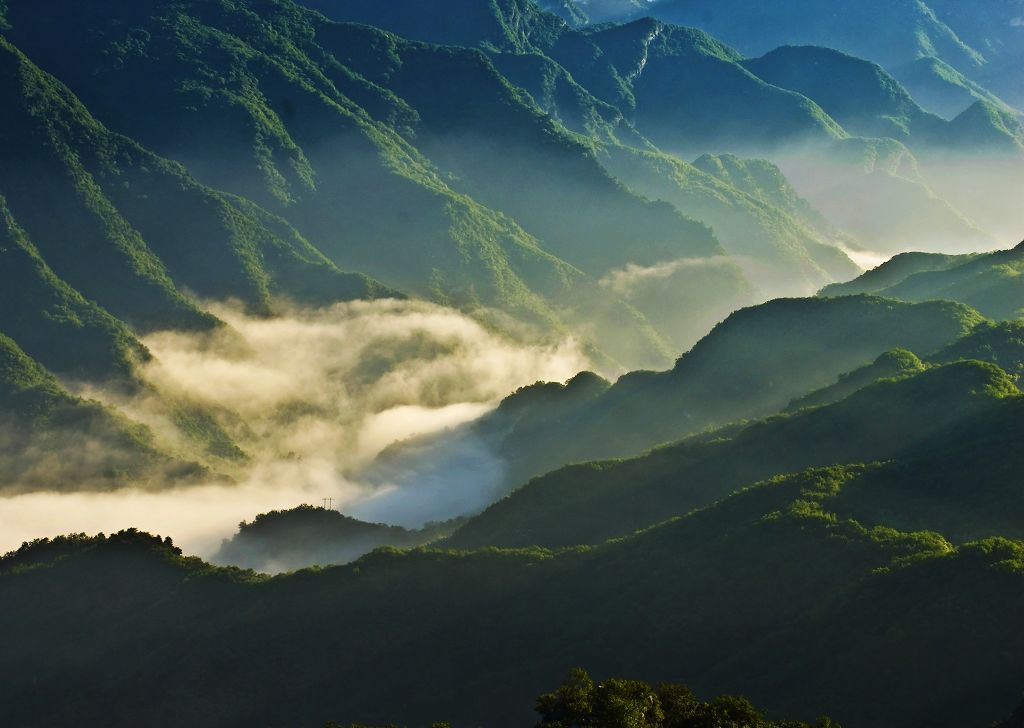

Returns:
366,294,984,508
2,4,1024,728
4,448,1024,727
626,0,1024,112
822,241,1024,320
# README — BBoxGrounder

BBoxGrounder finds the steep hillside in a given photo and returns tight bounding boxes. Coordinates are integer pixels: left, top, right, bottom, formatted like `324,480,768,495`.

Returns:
317,22,721,275
0,0,741,367
0,197,147,382
0,35,392,329
892,55,1020,119
536,0,588,26
547,0,649,25
0,335,205,492
600,147,858,296
690,153,835,233
485,49,648,145
291,1,1011,261
926,0,1024,108
0,37,213,334
549,19,846,153
289,0,862,294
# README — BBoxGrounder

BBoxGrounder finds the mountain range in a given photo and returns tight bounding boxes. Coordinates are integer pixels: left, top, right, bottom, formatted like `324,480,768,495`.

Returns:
2,2,1024,728
587,0,1024,115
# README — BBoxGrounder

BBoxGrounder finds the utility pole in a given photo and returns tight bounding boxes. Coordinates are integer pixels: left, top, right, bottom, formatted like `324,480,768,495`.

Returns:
321,497,334,510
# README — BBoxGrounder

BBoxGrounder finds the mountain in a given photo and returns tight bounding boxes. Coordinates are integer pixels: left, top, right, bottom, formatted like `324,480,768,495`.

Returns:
819,251,976,296
363,295,983,515
4,475,1023,728
732,46,1019,251
292,0,870,294
741,46,1019,152
311,22,722,276
689,153,834,233
599,147,858,296
0,33,397,340
892,55,1020,119
442,316,1024,552
639,0,985,89
943,99,1024,154
295,1,1016,258
0,37,214,336
308,4,846,152
822,241,1024,320
536,0,589,26
0,0,770,367
445,359,1019,548
777,136,996,254
785,347,928,411
931,320,1024,378
213,505,460,572
0,196,148,382
2,3,1023,727
540,0,649,25
553,19,845,154
636,0,1024,116
925,0,1024,109
314,0,1015,256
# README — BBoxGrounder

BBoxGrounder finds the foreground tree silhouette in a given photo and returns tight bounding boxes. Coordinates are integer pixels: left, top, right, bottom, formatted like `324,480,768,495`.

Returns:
536,669,840,728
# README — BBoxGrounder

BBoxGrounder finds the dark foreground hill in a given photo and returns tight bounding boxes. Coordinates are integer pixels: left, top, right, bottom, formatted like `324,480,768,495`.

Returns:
4,467,1023,728
213,505,461,572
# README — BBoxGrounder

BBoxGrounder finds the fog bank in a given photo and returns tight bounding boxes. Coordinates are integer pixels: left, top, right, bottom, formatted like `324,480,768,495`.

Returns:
0,299,588,556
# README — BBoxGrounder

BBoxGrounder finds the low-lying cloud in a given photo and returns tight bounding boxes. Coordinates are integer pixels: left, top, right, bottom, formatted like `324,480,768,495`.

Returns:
0,299,588,557
599,256,738,296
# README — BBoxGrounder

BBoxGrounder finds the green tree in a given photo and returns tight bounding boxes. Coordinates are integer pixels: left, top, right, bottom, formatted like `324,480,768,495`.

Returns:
592,678,664,728
537,668,596,728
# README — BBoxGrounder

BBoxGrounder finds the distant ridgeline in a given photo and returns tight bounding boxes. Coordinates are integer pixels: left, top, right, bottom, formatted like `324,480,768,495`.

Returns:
570,0,1024,115
820,241,1024,321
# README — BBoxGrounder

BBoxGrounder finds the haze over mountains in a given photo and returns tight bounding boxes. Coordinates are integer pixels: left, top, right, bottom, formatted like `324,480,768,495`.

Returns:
1,1,1024,726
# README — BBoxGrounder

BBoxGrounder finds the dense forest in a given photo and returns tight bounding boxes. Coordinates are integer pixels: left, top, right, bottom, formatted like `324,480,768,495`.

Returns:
0,0,1022,726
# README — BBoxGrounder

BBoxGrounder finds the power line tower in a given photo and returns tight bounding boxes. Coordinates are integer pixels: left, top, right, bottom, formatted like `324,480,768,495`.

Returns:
321,497,334,510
